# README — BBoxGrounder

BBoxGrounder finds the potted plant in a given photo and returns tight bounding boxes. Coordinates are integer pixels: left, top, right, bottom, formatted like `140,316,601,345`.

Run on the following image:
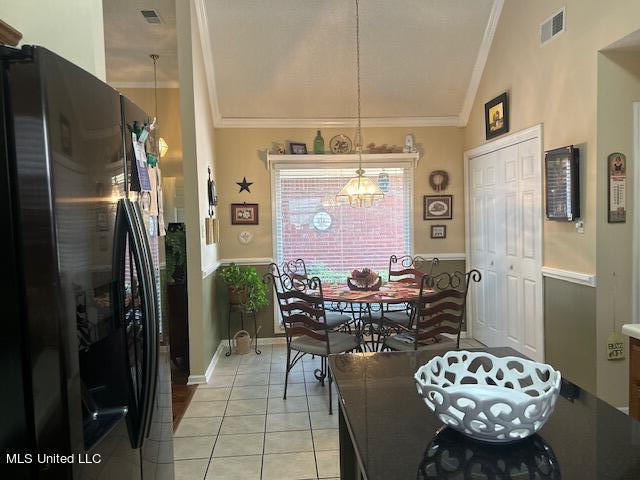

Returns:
218,263,268,312
165,225,187,283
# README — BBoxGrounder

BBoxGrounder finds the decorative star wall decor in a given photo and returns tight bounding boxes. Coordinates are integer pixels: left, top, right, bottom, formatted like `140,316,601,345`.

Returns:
236,177,253,193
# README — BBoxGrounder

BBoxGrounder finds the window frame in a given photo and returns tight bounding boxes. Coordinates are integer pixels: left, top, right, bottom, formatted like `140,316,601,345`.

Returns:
268,153,419,333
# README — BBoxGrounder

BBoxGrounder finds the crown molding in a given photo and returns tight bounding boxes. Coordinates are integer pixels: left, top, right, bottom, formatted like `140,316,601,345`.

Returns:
215,116,460,128
109,81,179,89
458,0,504,126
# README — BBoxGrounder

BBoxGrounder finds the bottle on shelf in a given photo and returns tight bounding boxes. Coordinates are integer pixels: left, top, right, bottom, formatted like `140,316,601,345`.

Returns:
313,130,325,154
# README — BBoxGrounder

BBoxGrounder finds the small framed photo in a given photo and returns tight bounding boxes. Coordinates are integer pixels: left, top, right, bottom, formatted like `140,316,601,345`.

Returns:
424,195,452,220
231,203,259,225
431,225,446,239
289,142,307,155
484,92,509,140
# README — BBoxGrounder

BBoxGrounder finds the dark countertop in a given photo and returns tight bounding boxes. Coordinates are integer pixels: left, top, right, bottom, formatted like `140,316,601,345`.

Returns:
329,348,640,480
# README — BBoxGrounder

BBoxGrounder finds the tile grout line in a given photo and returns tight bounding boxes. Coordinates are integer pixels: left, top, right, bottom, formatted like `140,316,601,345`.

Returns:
259,355,272,480
303,357,321,480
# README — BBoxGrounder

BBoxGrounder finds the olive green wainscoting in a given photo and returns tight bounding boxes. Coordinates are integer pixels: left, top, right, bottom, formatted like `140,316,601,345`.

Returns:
544,277,597,394
200,271,224,371
216,260,468,342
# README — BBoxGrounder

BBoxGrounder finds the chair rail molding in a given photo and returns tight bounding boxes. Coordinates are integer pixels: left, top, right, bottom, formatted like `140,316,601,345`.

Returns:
541,266,597,287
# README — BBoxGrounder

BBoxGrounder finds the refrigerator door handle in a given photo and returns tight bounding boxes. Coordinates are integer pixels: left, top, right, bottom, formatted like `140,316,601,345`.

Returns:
119,199,157,448
129,201,159,441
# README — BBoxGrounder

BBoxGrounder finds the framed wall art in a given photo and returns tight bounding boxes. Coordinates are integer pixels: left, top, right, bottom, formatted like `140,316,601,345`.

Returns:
231,203,259,225
289,142,307,154
430,225,447,239
484,92,509,140
424,195,453,221
607,152,626,223
545,145,580,221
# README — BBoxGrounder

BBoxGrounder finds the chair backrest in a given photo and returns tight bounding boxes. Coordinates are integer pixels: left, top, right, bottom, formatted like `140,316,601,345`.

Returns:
264,263,329,349
283,258,309,286
388,255,440,283
412,270,481,349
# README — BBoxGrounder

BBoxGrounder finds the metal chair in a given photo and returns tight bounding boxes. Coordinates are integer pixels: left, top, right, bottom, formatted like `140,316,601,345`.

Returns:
383,269,481,351
283,258,352,330
365,255,440,330
264,263,362,414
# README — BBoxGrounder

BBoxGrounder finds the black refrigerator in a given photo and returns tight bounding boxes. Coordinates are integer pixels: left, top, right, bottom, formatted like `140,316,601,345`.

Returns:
0,45,174,479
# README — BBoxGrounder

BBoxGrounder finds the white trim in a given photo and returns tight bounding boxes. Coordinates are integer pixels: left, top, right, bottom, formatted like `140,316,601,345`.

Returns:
215,116,459,129
109,81,179,89
463,124,544,354
194,0,223,126
218,257,274,266
414,253,467,261
201,260,220,278
187,341,226,385
633,103,640,323
617,406,630,415
458,0,504,126
541,267,596,287
266,152,420,170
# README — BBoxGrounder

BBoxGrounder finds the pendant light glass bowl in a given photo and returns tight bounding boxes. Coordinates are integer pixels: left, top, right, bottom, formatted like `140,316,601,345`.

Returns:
336,169,385,207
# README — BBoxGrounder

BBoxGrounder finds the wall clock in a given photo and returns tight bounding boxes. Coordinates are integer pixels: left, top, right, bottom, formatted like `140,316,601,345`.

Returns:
312,211,332,231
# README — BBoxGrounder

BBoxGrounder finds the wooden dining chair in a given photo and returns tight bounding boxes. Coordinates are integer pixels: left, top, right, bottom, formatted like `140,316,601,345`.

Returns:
264,263,362,414
282,258,352,331
383,269,481,351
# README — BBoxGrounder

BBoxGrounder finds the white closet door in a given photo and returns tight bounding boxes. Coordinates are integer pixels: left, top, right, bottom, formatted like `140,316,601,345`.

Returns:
470,152,502,347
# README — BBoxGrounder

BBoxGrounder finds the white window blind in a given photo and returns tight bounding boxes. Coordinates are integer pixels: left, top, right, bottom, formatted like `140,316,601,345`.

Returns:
273,164,413,282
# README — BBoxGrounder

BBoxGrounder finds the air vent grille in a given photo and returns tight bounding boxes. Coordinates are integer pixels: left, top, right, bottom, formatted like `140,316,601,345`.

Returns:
540,7,565,46
141,10,161,24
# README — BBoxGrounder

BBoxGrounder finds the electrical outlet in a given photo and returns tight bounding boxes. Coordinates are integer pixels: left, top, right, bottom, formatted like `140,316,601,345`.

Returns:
575,220,584,234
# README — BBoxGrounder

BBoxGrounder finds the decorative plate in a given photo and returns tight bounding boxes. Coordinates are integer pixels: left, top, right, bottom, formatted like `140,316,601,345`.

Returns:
415,351,561,443
330,134,353,154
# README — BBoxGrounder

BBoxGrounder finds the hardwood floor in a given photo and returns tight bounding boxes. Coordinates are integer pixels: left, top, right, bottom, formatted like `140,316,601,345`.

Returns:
171,368,196,431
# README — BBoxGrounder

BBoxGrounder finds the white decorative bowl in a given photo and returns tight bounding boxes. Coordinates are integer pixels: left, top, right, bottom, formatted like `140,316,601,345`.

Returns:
415,351,561,443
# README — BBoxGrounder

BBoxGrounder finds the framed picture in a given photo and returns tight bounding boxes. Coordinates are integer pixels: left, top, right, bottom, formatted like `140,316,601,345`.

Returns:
289,142,307,155
431,225,446,239
545,145,580,221
231,203,259,225
484,92,509,140
424,195,453,220
607,152,626,223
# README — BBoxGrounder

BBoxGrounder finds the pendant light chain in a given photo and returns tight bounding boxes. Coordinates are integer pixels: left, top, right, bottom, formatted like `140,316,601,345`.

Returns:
355,0,363,173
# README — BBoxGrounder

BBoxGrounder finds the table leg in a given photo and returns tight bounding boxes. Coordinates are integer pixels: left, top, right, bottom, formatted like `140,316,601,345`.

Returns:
225,307,232,356
339,403,358,480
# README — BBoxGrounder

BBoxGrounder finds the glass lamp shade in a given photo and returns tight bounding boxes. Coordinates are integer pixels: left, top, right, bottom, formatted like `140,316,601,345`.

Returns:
159,137,169,157
336,170,385,207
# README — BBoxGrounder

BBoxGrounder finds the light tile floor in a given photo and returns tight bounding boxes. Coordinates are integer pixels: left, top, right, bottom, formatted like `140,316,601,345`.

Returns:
174,338,485,480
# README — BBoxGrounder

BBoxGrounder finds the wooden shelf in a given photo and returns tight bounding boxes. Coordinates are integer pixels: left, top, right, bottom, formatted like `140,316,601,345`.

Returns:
266,152,420,169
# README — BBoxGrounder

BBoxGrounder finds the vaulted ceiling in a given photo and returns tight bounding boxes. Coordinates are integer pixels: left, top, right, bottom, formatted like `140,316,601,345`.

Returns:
103,0,503,127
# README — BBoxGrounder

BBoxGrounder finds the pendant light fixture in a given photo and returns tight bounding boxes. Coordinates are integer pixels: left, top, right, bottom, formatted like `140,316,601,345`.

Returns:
336,0,384,207
150,53,169,158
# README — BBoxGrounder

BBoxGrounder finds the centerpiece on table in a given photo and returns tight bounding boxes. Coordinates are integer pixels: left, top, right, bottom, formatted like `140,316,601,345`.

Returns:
347,268,382,291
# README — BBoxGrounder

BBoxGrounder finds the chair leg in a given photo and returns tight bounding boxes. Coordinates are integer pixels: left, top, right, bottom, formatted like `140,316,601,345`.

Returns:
283,346,291,400
328,367,333,415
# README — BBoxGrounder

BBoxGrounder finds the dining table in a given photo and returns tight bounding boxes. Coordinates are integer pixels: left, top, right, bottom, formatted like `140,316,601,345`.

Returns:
316,281,427,351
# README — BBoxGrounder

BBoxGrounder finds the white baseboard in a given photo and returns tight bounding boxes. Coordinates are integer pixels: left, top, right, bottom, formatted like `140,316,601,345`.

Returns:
187,341,226,385
618,406,630,415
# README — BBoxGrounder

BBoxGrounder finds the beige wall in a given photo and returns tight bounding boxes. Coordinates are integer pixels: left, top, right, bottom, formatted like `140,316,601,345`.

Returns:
463,0,640,406
1,0,106,80
465,0,640,274
214,127,465,260
176,0,221,376
595,51,640,406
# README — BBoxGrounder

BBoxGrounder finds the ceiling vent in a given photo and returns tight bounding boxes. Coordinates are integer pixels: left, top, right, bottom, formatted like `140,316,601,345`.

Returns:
540,7,565,46
141,10,162,24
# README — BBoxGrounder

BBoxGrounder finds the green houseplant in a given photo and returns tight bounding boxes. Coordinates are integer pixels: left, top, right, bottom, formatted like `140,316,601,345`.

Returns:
218,263,268,312
165,224,186,283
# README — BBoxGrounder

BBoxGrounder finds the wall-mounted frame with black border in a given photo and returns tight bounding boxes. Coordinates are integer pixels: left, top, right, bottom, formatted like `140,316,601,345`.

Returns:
289,142,307,155
231,203,259,225
545,145,580,221
607,152,626,223
430,224,446,239
484,92,509,140
423,195,453,220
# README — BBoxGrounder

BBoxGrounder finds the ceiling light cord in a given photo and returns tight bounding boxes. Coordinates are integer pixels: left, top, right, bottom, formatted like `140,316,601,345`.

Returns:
150,53,159,124
355,0,362,163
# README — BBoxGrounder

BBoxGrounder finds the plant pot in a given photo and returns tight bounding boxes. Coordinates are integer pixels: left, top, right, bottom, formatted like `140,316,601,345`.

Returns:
228,287,248,305
172,264,186,283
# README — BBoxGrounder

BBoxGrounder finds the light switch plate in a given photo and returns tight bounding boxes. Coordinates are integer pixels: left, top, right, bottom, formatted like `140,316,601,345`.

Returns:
575,220,584,234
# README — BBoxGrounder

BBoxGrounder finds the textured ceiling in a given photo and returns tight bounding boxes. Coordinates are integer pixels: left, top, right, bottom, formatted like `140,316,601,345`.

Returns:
202,0,496,122
103,0,178,86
